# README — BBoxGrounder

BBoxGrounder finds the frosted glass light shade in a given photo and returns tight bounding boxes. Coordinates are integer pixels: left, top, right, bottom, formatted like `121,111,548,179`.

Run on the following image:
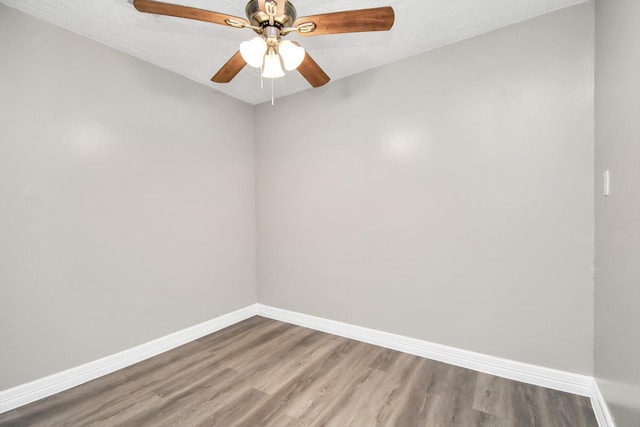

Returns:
278,40,305,71
262,52,285,78
240,37,267,68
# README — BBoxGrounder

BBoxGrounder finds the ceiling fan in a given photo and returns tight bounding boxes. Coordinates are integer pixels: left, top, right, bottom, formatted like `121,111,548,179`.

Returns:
132,0,395,88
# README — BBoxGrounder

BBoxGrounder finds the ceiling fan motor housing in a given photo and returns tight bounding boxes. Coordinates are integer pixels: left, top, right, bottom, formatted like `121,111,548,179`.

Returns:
245,0,296,30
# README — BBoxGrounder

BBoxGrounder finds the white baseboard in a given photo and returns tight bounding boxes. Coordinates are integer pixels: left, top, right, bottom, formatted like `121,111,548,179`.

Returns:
255,304,594,397
1,303,605,425
591,380,616,427
0,304,259,415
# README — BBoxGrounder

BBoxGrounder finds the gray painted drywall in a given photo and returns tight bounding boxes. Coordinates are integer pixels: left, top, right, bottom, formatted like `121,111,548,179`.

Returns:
0,0,601,397
594,0,640,425
0,5,256,390
256,4,594,374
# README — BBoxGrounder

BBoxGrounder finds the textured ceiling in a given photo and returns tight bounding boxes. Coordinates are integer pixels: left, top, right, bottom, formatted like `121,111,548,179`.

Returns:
1,0,586,105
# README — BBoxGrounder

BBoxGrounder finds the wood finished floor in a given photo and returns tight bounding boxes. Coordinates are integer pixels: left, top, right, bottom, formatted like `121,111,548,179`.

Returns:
0,316,598,427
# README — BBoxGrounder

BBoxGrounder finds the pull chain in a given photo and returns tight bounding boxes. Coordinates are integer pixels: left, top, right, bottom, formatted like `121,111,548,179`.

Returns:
271,78,274,106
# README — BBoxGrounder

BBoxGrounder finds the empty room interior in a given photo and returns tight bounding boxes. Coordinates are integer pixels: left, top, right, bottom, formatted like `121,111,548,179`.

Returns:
0,0,638,426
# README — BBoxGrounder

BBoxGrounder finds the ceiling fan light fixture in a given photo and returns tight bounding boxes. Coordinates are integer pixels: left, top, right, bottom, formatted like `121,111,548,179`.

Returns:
278,40,305,71
240,36,267,68
262,48,285,78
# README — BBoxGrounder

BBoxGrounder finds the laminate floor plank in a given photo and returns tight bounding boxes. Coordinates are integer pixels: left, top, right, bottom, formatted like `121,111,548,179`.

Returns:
222,324,317,372
290,342,387,424
0,316,598,427
252,333,340,395
206,321,294,366
316,368,389,427
194,387,269,427
144,368,240,425
359,353,426,426
238,338,353,427
472,372,512,416
371,357,430,425
258,339,353,421
510,382,544,426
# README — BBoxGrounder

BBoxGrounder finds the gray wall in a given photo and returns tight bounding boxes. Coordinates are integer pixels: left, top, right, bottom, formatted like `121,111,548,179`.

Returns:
0,5,256,390
595,0,640,424
1,0,600,395
256,4,594,374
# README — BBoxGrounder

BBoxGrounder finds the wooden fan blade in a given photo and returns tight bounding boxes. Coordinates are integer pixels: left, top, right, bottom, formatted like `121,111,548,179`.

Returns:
133,0,248,27
293,7,394,36
211,51,247,83
296,51,330,88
